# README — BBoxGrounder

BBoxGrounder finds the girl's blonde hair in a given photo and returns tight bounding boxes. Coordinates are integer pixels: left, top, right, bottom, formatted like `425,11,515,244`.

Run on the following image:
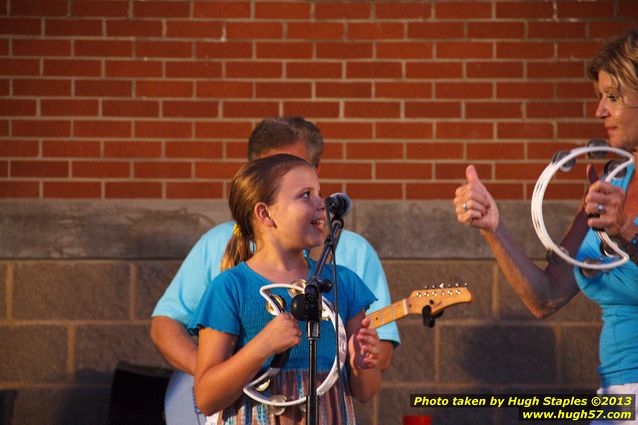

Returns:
221,154,314,271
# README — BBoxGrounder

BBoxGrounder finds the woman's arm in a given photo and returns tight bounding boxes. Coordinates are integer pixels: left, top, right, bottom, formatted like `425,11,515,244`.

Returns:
454,165,585,318
194,314,301,415
480,215,584,318
346,312,381,402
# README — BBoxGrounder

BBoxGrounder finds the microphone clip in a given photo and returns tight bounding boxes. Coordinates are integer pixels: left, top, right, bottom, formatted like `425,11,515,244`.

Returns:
291,277,332,323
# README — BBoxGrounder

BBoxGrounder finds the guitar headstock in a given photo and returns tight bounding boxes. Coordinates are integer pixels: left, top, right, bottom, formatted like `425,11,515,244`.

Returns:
406,282,472,316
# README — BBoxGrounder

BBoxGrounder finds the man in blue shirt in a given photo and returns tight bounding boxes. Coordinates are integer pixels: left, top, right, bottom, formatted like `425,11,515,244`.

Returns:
151,116,400,424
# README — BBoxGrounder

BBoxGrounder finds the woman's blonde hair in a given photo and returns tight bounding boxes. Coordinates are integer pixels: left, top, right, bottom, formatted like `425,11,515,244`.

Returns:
221,154,314,271
587,28,638,99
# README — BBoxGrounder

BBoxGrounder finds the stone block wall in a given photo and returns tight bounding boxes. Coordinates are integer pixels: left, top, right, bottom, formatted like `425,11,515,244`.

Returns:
0,200,601,425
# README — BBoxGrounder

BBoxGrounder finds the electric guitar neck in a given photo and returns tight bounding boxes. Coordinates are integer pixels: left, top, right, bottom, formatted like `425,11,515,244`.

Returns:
366,283,472,329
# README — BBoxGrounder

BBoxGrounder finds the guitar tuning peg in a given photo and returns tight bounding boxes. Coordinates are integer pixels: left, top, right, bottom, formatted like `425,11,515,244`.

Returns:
438,283,445,289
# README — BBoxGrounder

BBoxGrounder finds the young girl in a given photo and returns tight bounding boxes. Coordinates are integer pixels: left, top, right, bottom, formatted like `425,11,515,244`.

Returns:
189,154,381,424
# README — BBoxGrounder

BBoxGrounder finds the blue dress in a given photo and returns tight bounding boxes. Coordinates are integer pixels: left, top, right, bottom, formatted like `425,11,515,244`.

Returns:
574,163,638,387
189,259,376,425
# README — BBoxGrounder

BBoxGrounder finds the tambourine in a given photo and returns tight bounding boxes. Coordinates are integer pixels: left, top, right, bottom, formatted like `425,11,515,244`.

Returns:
531,139,635,271
242,281,347,415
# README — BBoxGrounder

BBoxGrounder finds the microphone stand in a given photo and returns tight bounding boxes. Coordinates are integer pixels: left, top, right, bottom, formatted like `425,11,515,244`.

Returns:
297,214,344,425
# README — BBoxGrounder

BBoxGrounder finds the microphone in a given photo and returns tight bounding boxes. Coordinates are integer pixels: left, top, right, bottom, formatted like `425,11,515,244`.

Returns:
324,192,352,218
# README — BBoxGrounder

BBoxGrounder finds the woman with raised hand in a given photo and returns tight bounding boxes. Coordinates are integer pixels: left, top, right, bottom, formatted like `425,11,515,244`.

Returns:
453,29,638,425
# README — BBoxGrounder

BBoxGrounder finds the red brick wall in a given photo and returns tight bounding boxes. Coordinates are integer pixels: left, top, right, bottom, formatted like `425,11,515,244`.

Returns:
1,0,636,200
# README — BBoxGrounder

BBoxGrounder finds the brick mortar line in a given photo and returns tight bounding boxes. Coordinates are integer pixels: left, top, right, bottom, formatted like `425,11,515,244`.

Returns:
67,324,75,377
0,259,182,264
382,257,550,263
379,381,600,390
6,263,13,320
0,254,582,265
0,382,111,391
0,257,184,262
555,325,564,384
129,262,136,320
401,320,601,328
372,396,378,425
434,319,440,384
0,320,151,326
491,262,500,321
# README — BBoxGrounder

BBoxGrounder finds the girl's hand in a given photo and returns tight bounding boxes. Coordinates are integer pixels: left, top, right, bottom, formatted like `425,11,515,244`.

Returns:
349,317,380,370
454,165,500,232
584,178,628,236
257,313,301,357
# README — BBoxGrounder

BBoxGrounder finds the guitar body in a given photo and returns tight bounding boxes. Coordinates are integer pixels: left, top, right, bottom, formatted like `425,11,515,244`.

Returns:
164,370,207,425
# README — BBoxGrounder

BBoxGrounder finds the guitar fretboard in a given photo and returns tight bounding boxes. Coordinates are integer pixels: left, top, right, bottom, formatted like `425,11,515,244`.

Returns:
367,299,408,329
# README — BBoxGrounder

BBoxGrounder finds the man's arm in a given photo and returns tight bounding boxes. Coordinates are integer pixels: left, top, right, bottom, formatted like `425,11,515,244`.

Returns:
150,316,198,375
150,223,234,374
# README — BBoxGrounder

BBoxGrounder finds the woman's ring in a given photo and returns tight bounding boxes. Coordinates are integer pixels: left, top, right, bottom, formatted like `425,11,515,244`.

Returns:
596,203,605,214
462,202,468,212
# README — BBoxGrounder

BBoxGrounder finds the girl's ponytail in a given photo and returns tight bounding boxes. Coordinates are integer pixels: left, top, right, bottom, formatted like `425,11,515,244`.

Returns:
221,224,253,271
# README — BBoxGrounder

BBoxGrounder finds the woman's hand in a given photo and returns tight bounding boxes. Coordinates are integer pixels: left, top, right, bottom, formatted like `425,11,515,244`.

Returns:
454,165,500,231
583,178,628,236
256,313,301,357
349,317,379,370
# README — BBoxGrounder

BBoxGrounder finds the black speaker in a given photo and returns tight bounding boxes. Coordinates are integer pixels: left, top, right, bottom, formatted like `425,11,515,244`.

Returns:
0,390,16,425
109,361,172,425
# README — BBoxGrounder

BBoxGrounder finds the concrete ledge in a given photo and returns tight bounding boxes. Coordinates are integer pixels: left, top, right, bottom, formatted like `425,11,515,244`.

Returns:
1,200,580,260
0,200,230,259
353,200,580,259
